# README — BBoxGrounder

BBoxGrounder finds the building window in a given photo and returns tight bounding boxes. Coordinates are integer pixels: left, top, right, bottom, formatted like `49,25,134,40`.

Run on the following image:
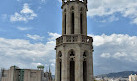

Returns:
80,13,83,34
71,12,75,34
58,51,62,81
80,8,83,34
71,6,74,34
83,51,87,81
70,60,75,81
64,9,66,34
83,61,87,81
64,13,66,34
69,50,75,81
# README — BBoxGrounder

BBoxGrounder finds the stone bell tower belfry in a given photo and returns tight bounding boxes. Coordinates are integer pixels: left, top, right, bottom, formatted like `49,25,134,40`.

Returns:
55,0,94,81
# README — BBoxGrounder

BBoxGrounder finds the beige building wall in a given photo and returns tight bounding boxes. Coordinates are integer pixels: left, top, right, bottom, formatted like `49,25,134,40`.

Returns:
1,66,43,81
1,66,16,81
129,74,137,81
1,70,9,81
24,69,42,81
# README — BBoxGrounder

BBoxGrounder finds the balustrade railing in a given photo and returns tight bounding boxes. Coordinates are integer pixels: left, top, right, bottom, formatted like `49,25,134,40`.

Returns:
56,35,93,46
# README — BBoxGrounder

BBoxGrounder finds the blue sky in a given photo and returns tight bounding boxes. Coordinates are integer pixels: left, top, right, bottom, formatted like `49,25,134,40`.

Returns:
0,0,137,75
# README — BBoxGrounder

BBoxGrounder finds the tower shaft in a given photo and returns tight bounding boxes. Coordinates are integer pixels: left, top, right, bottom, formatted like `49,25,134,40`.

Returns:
55,0,94,81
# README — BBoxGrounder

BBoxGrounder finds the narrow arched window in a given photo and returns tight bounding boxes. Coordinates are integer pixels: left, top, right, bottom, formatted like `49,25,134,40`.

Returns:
71,6,75,34
69,50,75,81
64,13,66,34
80,13,83,34
60,61,62,81
71,12,74,34
58,51,62,81
80,8,83,34
64,9,66,34
83,51,87,81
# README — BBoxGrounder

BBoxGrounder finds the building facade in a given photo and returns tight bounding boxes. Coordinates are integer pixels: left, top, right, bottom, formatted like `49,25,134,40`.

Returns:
1,66,53,81
129,74,137,81
55,0,94,81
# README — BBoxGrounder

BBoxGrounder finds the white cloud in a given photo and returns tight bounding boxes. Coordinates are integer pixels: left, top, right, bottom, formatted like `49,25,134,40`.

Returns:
48,32,61,41
89,34,137,62
93,15,119,23
51,63,55,67
58,0,137,24
108,16,119,22
88,0,137,24
31,63,43,67
49,59,56,64
100,53,111,58
1,32,137,74
89,34,137,74
26,34,44,41
113,52,128,59
17,26,31,31
101,52,128,59
10,3,37,22
0,32,60,74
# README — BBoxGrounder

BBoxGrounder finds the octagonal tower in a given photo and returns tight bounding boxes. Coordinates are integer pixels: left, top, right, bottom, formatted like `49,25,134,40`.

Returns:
55,0,94,81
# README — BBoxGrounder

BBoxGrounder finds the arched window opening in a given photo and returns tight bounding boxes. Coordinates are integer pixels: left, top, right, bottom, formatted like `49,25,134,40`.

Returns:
83,51,87,81
80,7,83,34
83,61,87,81
71,6,75,34
58,51,62,81
59,61,62,81
80,13,83,34
69,50,75,81
71,12,75,34
64,13,66,34
70,60,75,81
64,9,66,34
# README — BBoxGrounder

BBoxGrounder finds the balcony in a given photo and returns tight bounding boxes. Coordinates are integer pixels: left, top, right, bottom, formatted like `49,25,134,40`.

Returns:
56,35,93,46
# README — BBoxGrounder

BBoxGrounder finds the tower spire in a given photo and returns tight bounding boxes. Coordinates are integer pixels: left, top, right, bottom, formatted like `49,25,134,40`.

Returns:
49,65,51,73
46,67,48,72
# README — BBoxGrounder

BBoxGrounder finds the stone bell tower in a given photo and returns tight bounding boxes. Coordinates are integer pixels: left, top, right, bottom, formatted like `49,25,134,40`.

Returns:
55,0,94,81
